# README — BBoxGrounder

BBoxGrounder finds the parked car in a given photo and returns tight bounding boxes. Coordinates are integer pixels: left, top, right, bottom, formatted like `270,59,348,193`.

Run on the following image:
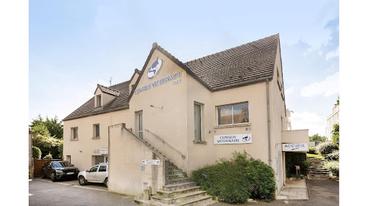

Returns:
43,161,79,181
78,163,108,186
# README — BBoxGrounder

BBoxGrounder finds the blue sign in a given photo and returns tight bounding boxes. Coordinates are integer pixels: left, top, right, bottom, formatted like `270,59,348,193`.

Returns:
147,58,163,79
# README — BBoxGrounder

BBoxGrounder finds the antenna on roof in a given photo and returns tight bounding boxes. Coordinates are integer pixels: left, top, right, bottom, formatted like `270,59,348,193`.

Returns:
109,77,112,86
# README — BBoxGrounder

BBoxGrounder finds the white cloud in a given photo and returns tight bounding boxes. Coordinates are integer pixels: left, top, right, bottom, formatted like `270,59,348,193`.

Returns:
290,111,326,136
300,72,339,97
285,87,296,97
325,48,339,60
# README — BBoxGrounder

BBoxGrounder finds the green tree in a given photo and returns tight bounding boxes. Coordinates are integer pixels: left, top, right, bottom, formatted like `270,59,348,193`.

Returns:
31,115,63,139
332,124,339,145
309,134,327,143
30,115,63,159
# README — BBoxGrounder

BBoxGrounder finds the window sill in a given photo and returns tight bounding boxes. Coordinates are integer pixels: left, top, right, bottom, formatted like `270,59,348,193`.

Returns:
92,137,100,140
193,140,207,144
214,123,251,129
70,139,79,141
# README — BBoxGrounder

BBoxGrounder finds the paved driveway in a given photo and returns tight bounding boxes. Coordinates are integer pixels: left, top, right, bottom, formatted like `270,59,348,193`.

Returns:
29,179,136,206
213,179,339,206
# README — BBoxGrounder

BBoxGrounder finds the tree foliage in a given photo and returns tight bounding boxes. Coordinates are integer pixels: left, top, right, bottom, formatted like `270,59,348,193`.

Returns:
31,115,63,139
332,124,339,145
309,134,327,143
32,146,42,159
30,115,63,159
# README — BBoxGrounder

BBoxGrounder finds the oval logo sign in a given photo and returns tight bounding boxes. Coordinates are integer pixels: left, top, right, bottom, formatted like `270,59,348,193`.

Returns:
147,58,163,79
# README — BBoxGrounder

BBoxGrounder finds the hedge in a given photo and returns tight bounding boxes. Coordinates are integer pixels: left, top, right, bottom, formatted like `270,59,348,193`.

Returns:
192,152,275,203
324,161,339,177
308,147,317,154
325,150,339,161
32,146,42,159
316,142,338,156
43,153,53,160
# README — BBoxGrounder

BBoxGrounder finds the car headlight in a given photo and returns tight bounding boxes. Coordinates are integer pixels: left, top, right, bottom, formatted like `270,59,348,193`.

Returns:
55,170,63,174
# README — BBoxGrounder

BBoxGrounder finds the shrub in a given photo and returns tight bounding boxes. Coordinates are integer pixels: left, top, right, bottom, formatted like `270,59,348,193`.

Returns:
192,152,275,203
32,146,42,159
308,147,317,154
316,142,338,156
326,150,339,161
43,153,53,160
324,161,339,177
244,159,276,200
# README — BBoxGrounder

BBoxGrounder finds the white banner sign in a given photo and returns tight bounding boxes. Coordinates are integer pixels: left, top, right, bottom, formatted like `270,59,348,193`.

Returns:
282,143,308,152
94,148,108,155
141,159,161,166
214,134,252,144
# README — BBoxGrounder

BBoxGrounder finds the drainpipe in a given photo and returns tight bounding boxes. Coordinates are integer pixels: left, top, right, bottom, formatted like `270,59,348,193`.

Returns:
266,79,272,166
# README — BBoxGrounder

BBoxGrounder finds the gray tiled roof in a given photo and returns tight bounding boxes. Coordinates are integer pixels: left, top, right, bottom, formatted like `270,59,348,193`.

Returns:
63,34,279,121
63,81,130,121
97,84,121,96
185,34,279,91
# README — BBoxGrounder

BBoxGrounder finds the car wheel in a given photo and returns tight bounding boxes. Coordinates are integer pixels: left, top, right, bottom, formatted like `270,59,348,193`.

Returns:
78,176,87,185
104,178,108,187
50,172,56,182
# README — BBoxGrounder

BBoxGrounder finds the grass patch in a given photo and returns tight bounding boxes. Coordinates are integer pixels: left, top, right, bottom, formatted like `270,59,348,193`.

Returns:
307,153,324,159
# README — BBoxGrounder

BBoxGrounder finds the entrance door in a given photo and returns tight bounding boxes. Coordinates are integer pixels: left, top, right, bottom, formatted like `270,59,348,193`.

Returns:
135,110,143,138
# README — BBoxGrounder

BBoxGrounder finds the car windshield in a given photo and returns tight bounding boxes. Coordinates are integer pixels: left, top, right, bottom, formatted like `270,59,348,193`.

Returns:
52,161,69,168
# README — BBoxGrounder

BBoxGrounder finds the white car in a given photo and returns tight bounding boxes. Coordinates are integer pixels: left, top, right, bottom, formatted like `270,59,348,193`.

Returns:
78,163,108,186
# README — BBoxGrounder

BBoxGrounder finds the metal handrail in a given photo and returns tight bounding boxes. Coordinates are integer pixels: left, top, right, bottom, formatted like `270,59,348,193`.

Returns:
144,129,186,159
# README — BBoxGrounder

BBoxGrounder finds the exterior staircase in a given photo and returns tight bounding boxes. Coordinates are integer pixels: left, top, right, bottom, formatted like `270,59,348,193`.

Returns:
307,157,330,180
123,127,215,206
135,163,215,206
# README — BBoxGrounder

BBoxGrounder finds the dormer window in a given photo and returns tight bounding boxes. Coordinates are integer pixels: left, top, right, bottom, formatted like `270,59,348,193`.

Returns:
96,94,102,107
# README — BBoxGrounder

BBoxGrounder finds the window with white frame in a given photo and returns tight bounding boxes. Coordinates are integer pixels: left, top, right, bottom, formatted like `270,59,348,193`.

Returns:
217,102,249,125
71,127,78,140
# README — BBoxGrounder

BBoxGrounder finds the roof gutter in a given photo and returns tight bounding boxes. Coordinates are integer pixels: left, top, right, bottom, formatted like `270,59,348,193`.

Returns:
266,79,272,166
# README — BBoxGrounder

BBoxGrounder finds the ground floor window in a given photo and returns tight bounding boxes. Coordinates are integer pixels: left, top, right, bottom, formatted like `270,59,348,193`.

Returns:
66,155,71,164
92,155,107,165
217,102,249,125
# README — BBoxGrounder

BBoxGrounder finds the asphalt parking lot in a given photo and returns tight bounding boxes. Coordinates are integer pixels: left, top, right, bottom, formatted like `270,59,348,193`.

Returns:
30,179,338,206
29,178,136,206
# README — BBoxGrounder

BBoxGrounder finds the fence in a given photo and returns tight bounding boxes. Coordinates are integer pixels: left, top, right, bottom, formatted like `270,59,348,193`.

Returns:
33,159,61,177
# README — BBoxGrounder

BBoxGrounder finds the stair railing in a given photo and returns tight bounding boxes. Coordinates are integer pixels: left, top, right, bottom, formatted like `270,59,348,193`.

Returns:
144,129,186,160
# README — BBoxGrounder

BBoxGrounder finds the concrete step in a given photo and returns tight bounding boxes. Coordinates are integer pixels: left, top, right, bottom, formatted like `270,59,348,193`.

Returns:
177,195,214,206
163,182,197,191
157,186,201,198
168,177,190,185
152,190,207,204
308,174,330,180
309,171,329,174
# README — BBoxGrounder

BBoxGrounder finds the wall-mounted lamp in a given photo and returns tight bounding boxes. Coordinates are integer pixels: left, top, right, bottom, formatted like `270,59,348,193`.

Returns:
150,105,163,110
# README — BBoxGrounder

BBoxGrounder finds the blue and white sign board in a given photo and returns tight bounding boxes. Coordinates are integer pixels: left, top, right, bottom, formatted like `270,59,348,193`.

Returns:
141,159,161,166
214,134,252,144
282,143,308,152
147,58,163,79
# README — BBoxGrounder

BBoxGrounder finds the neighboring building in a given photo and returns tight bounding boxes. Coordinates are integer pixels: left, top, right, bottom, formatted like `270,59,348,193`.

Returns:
326,102,339,139
63,34,308,197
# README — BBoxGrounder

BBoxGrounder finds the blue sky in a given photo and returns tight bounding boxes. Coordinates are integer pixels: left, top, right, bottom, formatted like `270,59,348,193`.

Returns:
30,0,339,135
